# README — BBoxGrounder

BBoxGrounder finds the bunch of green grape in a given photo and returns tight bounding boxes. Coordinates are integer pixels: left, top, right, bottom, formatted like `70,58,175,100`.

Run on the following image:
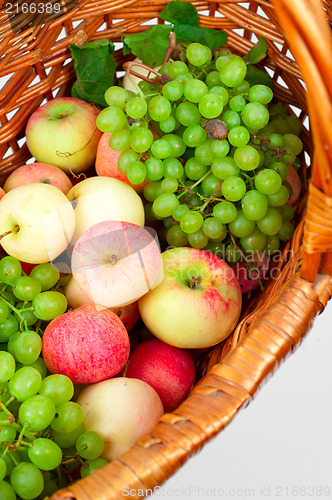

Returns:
97,42,303,261
0,256,106,500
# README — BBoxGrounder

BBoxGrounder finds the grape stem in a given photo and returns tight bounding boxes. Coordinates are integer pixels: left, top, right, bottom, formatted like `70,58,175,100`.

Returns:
177,170,212,200
163,31,177,64
123,61,162,91
0,293,32,331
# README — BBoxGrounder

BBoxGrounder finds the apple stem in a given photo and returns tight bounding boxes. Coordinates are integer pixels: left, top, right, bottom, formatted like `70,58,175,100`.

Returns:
188,276,199,289
110,254,118,265
0,224,19,240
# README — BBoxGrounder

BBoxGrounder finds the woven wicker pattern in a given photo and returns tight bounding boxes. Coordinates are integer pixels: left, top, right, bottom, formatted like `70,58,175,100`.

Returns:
1,0,332,498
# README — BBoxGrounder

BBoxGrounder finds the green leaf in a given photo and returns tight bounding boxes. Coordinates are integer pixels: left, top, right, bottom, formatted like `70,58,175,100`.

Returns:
244,37,267,64
122,25,173,67
70,40,116,108
175,24,228,50
245,65,273,88
159,0,199,26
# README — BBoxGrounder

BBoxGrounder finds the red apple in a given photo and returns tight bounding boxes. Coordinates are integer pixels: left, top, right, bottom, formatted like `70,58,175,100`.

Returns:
95,133,146,193
138,247,242,349
231,253,270,294
3,163,73,194
42,304,130,384
286,165,301,208
126,339,196,412
71,220,162,308
26,97,102,174
0,188,5,200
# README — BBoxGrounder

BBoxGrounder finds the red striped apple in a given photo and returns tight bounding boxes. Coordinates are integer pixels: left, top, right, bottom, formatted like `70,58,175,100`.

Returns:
3,163,73,194
138,247,242,349
71,220,163,308
26,97,102,174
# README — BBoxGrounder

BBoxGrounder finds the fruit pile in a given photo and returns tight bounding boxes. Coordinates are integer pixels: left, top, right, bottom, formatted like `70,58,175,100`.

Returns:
0,258,106,499
97,44,302,264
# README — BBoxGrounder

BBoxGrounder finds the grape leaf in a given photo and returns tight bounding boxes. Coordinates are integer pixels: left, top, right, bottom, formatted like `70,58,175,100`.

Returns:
70,40,116,108
245,65,273,88
244,37,267,64
122,25,173,67
159,0,199,26
175,24,228,50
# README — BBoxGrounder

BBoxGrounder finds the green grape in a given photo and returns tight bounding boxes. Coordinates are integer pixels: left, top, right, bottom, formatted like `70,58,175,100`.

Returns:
76,431,104,460
148,95,171,121
10,462,44,499
206,70,221,88
1,289,16,306
183,125,207,148
161,177,178,193
41,478,58,498
194,140,214,166
234,145,261,171
15,302,38,327
163,134,187,157
167,61,189,79
39,374,74,405
2,453,18,478
198,93,223,119
225,243,242,263
144,203,157,221
257,207,283,235
283,133,303,155
210,86,229,105
32,291,67,321
242,190,268,220
202,217,226,240
265,235,280,254
80,457,108,478
241,102,269,130
188,229,209,249
175,102,200,127
0,352,15,383
227,126,250,147
185,157,208,180
180,211,204,234
160,115,177,133
278,220,295,241
8,366,42,401
212,157,240,180
163,157,184,179
215,53,235,70
130,127,153,153
152,193,179,218
28,438,62,471
255,168,282,194
104,86,128,107
233,80,250,95
266,185,290,207
240,227,267,253
127,161,146,185
21,357,47,379
219,57,247,87
229,95,246,112
270,117,292,134
151,139,172,159
175,73,194,85
118,149,139,175
184,79,208,103
248,84,273,104
0,299,9,323
109,129,131,151
50,401,84,433
222,110,241,129
126,118,144,132
268,133,284,148
13,276,41,302
200,173,222,197
9,330,42,364
0,480,16,500
204,240,226,258
0,459,6,482
19,394,55,431
0,256,22,284
221,176,247,202
213,201,237,224
280,203,294,221
228,210,255,238
268,160,288,181
172,204,189,221
126,96,147,119
51,422,85,448
145,157,164,181
280,145,297,163
210,139,230,158
186,43,211,66
166,225,189,247
0,314,19,343
286,115,302,136
143,181,164,202
30,263,59,291
96,106,127,133
0,414,16,444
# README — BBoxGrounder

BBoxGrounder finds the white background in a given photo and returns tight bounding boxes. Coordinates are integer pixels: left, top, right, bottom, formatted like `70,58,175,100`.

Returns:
152,300,332,500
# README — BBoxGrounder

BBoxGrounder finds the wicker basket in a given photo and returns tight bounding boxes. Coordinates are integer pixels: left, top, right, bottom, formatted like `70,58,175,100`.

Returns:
1,0,332,498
